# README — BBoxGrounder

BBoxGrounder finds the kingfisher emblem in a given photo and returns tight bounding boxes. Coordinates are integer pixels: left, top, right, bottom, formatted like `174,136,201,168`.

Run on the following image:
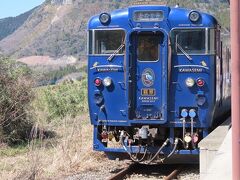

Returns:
142,68,155,87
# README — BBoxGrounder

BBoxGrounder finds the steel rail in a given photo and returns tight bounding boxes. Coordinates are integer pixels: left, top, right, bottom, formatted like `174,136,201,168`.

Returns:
108,163,136,180
163,166,182,180
108,163,184,180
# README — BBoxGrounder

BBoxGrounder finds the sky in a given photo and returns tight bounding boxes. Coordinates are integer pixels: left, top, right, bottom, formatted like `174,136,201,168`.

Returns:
0,0,45,19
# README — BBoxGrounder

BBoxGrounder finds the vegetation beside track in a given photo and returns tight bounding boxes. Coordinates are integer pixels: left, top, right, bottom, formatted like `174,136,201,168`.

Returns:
0,56,101,179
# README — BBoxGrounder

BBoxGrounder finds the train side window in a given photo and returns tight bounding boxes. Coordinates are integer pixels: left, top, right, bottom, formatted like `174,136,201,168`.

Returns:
208,29,216,54
137,33,161,61
88,30,93,55
94,30,125,55
216,28,221,57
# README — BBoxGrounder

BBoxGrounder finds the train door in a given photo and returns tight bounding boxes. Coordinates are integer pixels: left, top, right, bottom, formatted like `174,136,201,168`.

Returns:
129,31,165,120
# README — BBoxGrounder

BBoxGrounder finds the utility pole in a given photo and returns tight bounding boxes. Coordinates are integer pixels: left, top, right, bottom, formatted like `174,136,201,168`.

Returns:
230,0,240,179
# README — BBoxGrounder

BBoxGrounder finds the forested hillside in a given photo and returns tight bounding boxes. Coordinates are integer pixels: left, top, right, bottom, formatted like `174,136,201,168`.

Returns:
0,7,36,41
0,0,229,58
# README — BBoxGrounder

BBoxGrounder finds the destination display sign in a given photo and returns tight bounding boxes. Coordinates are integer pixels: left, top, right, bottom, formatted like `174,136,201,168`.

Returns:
133,11,164,22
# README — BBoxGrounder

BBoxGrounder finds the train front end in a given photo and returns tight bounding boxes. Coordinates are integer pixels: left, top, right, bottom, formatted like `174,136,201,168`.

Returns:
87,4,227,163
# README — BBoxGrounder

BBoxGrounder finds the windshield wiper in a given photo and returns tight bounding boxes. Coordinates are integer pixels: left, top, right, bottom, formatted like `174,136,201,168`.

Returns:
107,43,125,62
176,43,192,61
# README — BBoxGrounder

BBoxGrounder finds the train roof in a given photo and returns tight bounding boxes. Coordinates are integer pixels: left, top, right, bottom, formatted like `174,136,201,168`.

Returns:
88,5,218,30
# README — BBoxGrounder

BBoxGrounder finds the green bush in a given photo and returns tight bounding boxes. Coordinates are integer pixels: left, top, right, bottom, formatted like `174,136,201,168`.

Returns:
0,57,33,144
34,76,88,121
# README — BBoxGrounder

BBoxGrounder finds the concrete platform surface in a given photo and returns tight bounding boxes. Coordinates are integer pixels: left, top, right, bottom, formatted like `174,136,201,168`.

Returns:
199,118,231,179
199,118,231,151
203,128,232,180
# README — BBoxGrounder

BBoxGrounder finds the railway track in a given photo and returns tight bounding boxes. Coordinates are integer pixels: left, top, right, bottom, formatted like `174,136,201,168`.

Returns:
163,167,182,180
108,163,184,180
108,163,137,180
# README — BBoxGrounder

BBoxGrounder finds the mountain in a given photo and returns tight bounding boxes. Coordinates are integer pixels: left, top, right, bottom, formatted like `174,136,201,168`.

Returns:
0,0,229,59
0,7,36,41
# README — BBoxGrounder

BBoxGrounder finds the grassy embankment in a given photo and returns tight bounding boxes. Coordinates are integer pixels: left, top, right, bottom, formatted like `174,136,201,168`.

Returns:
0,62,106,179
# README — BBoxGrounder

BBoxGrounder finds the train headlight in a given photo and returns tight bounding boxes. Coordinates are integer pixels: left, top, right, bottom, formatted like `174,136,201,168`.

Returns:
189,11,200,22
99,13,111,24
185,77,195,87
103,77,112,87
181,109,188,118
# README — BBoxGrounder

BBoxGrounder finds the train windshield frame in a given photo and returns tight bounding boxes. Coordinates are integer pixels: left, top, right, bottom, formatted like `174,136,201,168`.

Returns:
88,29,125,55
171,28,215,55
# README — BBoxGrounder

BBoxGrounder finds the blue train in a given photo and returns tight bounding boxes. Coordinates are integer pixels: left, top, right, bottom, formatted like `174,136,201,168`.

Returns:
87,3,231,163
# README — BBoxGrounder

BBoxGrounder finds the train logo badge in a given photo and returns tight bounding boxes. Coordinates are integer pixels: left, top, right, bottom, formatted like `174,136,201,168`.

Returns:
142,68,155,87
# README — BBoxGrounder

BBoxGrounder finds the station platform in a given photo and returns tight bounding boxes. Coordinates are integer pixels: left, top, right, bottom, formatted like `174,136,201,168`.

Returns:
198,118,232,180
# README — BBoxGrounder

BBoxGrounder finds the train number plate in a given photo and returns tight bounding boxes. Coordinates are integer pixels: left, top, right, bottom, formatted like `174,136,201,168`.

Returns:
141,88,156,96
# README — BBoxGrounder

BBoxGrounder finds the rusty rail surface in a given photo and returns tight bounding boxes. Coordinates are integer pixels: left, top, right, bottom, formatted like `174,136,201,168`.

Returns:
163,166,182,180
108,163,183,180
108,163,136,180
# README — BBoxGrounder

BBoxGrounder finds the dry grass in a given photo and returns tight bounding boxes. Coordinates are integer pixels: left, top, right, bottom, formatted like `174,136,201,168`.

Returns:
0,114,106,179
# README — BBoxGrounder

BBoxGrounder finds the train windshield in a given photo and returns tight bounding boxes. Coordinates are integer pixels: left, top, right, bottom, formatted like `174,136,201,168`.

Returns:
137,33,161,61
91,30,125,55
171,29,215,55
